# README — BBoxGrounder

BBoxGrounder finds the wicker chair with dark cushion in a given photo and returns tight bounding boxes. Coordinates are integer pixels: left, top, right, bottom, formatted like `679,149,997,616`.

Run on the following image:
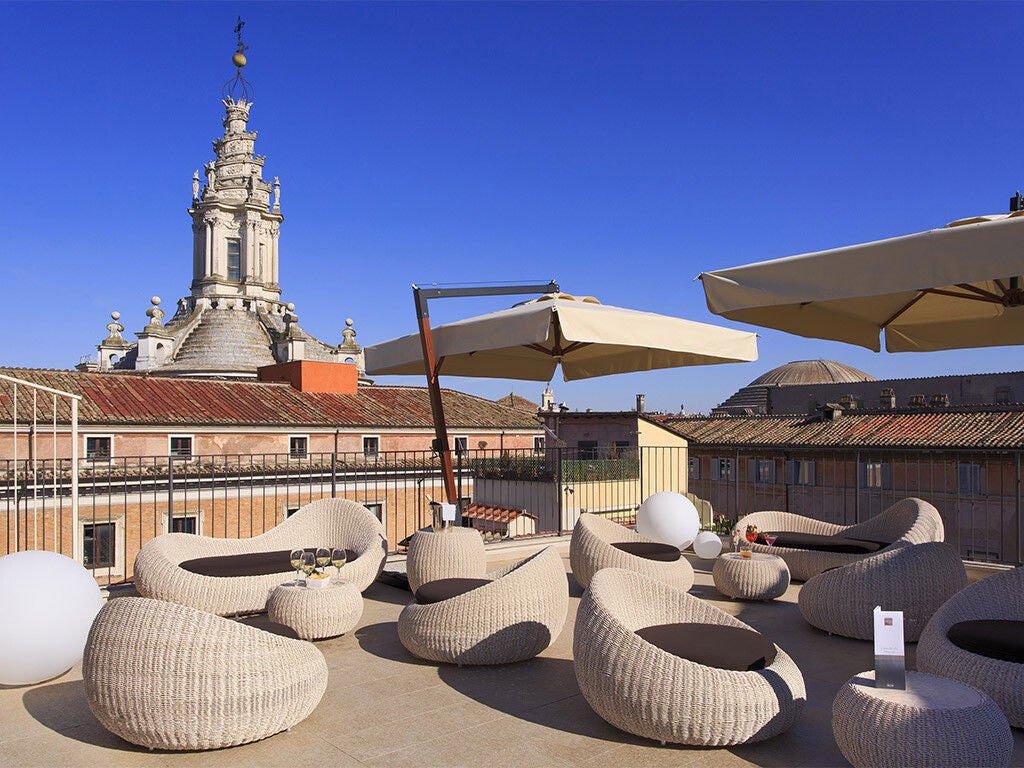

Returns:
397,545,569,666
735,497,944,582
83,597,327,751
798,541,967,641
917,566,1024,727
134,498,387,615
574,567,805,746
569,512,694,592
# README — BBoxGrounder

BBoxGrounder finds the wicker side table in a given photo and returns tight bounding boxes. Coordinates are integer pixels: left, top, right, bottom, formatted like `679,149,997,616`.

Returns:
832,670,1013,768
712,552,790,601
406,526,486,592
267,581,363,640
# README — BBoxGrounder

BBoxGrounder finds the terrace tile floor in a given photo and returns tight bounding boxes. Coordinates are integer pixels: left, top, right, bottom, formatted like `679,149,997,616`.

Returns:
1,540,1021,767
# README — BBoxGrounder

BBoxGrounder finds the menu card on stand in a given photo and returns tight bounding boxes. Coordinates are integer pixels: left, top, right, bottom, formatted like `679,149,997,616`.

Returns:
873,606,906,689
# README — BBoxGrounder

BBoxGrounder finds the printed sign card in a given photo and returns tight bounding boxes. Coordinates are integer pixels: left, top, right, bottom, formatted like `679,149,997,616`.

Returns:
873,606,906,689
440,502,457,522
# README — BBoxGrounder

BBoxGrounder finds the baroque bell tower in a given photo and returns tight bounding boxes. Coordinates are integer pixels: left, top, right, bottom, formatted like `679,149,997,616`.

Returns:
188,19,282,303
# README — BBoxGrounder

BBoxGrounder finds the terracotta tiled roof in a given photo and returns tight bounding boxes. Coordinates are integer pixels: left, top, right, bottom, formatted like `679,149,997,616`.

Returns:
663,412,1024,450
462,503,537,523
0,368,540,430
494,393,540,412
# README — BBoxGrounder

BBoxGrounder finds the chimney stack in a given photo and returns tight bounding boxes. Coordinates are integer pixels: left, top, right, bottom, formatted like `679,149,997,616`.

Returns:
879,388,896,410
636,394,645,413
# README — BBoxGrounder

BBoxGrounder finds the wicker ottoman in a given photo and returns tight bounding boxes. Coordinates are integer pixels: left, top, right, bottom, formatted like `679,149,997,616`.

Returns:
268,581,363,640
713,552,790,601
406,526,486,593
832,670,1013,768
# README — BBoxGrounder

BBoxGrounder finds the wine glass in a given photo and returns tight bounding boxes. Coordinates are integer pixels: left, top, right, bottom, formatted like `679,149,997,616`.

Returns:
764,532,778,551
331,547,347,580
290,548,304,584
300,552,316,586
315,547,331,574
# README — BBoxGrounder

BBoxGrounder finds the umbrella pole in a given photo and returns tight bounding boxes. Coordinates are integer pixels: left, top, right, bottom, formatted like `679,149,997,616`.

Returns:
412,281,560,505
416,308,459,504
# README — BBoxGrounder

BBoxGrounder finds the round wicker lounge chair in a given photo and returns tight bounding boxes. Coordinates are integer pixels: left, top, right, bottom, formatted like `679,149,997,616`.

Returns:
735,497,944,582
83,597,327,751
917,565,1024,727
405,526,487,593
574,568,805,746
397,545,569,666
798,541,967,641
134,498,387,615
569,512,694,592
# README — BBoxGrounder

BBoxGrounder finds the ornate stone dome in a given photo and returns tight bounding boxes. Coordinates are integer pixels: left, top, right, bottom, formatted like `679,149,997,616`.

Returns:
748,360,875,387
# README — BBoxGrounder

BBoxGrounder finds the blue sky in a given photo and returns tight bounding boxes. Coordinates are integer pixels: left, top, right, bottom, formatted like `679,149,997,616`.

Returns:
2,1,1022,414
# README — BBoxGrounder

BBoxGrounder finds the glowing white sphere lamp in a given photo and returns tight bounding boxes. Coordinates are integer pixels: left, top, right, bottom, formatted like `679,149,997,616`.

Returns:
0,551,104,686
692,530,724,559
636,491,701,550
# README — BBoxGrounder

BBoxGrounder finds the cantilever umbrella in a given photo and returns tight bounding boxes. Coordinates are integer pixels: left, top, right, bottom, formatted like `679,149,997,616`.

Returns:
698,212,1024,353
366,293,759,380
364,291,758,501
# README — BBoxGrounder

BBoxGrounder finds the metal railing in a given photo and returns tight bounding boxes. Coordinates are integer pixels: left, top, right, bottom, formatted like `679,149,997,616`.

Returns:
3,445,1021,585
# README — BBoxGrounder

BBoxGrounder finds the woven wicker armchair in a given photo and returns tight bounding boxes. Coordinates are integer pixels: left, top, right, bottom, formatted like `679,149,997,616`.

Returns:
736,496,944,582
134,498,387,615
574,568,805,746
917,566,1024,727
798,541,967,641
83,597,327,751
406,526,487,592
397,545,569,666
569,512,694,592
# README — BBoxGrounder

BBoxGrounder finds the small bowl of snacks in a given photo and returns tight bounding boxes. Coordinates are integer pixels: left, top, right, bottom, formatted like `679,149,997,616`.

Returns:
305,573,333,588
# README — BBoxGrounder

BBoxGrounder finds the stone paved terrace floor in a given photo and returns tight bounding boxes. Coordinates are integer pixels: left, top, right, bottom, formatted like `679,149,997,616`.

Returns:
1,540,1022,768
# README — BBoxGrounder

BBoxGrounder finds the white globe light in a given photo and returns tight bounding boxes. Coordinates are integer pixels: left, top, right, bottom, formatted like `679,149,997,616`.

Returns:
692,530,724,559
636,491,701,549
0,551,104,686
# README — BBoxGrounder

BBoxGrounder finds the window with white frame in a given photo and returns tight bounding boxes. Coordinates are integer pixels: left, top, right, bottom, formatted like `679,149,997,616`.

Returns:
362,436,379,457
85,435,112,460
785,459,815,486
289,435,309,458
578,440,599,460
750,458,776,484
81,515,125,576
162,509,203,535
453,436,468,456
169,435,193,458
533,436,545,454
860,461,892,490
712,457,734,481
688,457,700,480
958,463,983,495
364,501,384,521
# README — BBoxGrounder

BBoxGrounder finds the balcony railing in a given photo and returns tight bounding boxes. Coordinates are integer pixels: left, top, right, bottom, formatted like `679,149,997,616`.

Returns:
2,445,1021,585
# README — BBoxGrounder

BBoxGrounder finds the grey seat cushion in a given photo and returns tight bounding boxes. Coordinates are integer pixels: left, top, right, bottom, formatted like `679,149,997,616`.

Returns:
414,577,492,605
948,620,1024,663
180,548,357,577
611,541,681,562
635,622,777,671
771,532,888,554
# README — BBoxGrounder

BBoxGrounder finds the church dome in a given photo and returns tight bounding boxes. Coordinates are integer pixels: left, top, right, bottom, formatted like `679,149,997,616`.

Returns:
749,360,875,387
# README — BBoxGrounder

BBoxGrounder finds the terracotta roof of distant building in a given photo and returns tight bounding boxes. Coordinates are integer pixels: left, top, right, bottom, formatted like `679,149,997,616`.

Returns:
494,393,540,412
664,411,1024,450
462,503,538,524
0,368,541,430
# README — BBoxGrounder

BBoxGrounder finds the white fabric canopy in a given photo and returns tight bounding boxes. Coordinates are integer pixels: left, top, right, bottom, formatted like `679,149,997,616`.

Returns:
699,213,1024,352
365,294,758,381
